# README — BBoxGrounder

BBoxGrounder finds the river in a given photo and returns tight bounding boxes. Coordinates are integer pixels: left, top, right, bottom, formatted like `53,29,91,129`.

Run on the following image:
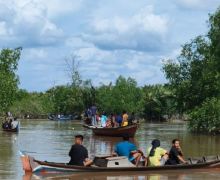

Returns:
1,119,220,180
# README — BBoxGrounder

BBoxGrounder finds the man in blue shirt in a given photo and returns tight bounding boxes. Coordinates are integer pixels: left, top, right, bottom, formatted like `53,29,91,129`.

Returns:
114,134,142,166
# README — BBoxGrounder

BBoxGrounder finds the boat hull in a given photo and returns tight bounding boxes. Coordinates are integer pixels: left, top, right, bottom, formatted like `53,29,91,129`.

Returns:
30,159,220,174
20,152,220,174
83,124,138,137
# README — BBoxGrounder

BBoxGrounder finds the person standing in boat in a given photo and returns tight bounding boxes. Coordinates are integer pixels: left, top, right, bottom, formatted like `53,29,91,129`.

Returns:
122,111,129,126
166,139,187,165
68,135,93,166
115,113,123,127
109,113,116,127
114,134,142,166
90,104,97,126
145,139,168,166
96,112,101,126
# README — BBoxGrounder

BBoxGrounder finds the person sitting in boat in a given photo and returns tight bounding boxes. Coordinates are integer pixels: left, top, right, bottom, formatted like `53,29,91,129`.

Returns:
106,118,112,128
68,135,93,166
165,139,187,165
8,119,13,129
96,112,101,126
109,113,116,127
114,134,142,166
145,139,168,167
11,117,19,129
122,111,128,126
101,112,107,127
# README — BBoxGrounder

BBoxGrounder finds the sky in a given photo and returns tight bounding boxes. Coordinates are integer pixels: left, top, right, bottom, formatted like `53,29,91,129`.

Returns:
0,0,219,92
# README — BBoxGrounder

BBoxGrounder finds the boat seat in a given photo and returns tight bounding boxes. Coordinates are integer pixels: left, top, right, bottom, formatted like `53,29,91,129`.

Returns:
107,156,135,167
203,155,219,162
188,155,220,164
95,154,112,158
93,156,108,167
106,156,128,160
187,157,205,164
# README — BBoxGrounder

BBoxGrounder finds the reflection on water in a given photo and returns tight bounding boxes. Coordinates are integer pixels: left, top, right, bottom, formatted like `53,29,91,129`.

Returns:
1,120,220,179
22,169,220,180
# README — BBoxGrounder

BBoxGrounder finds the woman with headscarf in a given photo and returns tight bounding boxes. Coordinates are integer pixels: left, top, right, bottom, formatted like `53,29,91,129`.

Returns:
145,139,168,166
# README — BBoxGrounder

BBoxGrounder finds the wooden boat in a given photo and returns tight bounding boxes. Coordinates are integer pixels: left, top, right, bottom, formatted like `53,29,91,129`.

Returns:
20,152,220,174
83,124,138,137
2,121,19,132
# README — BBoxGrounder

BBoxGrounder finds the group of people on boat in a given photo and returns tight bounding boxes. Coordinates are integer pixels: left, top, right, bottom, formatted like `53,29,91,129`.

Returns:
85,105,136,128
2,112,18,130
68,134,187,167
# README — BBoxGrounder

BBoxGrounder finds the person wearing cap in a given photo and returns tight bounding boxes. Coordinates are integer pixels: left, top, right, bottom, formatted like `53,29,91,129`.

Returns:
114,134,142,166
68,135,92,166
145,139,168,166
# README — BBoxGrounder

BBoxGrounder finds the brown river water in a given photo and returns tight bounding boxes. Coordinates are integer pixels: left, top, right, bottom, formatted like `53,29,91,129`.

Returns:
1,119,220,180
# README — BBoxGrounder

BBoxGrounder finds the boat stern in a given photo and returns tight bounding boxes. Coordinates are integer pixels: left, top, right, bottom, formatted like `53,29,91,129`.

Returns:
20,151,41,173
20,151,33,172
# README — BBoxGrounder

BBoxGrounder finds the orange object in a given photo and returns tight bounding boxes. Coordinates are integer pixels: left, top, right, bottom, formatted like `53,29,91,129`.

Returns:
21,155,32,172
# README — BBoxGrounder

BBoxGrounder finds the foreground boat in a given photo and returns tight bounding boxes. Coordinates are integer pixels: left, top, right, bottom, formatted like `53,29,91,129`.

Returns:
83,124,138,137
20,151,220,174
2,122,19,132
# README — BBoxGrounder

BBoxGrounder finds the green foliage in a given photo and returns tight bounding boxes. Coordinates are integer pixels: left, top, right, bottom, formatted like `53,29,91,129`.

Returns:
162,36,214,113
47,85,84,114
189,98,220,133
208,7,220,61
96,76,143,114
0,47,21,113
163,7,220,112
9,92,54,117
140,84,176,120
81,80,95,108
163,7,220,132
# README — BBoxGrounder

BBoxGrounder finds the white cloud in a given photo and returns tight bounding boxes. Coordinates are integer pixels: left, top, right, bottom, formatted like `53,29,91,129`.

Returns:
0,21,9,36
65,37,94,49
23,48,48,60
0,0,64,47
176,0,220,10
38,0,83,18
87,5,169,52
91,6,168,35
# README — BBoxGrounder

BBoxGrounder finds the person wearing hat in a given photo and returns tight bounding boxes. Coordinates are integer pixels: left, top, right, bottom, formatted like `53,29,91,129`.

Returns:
68,135,92,166
145,139,168,166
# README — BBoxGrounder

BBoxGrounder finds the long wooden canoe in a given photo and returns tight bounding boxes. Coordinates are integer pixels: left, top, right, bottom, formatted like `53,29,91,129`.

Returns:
83,124,138,137
20,152,220,174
